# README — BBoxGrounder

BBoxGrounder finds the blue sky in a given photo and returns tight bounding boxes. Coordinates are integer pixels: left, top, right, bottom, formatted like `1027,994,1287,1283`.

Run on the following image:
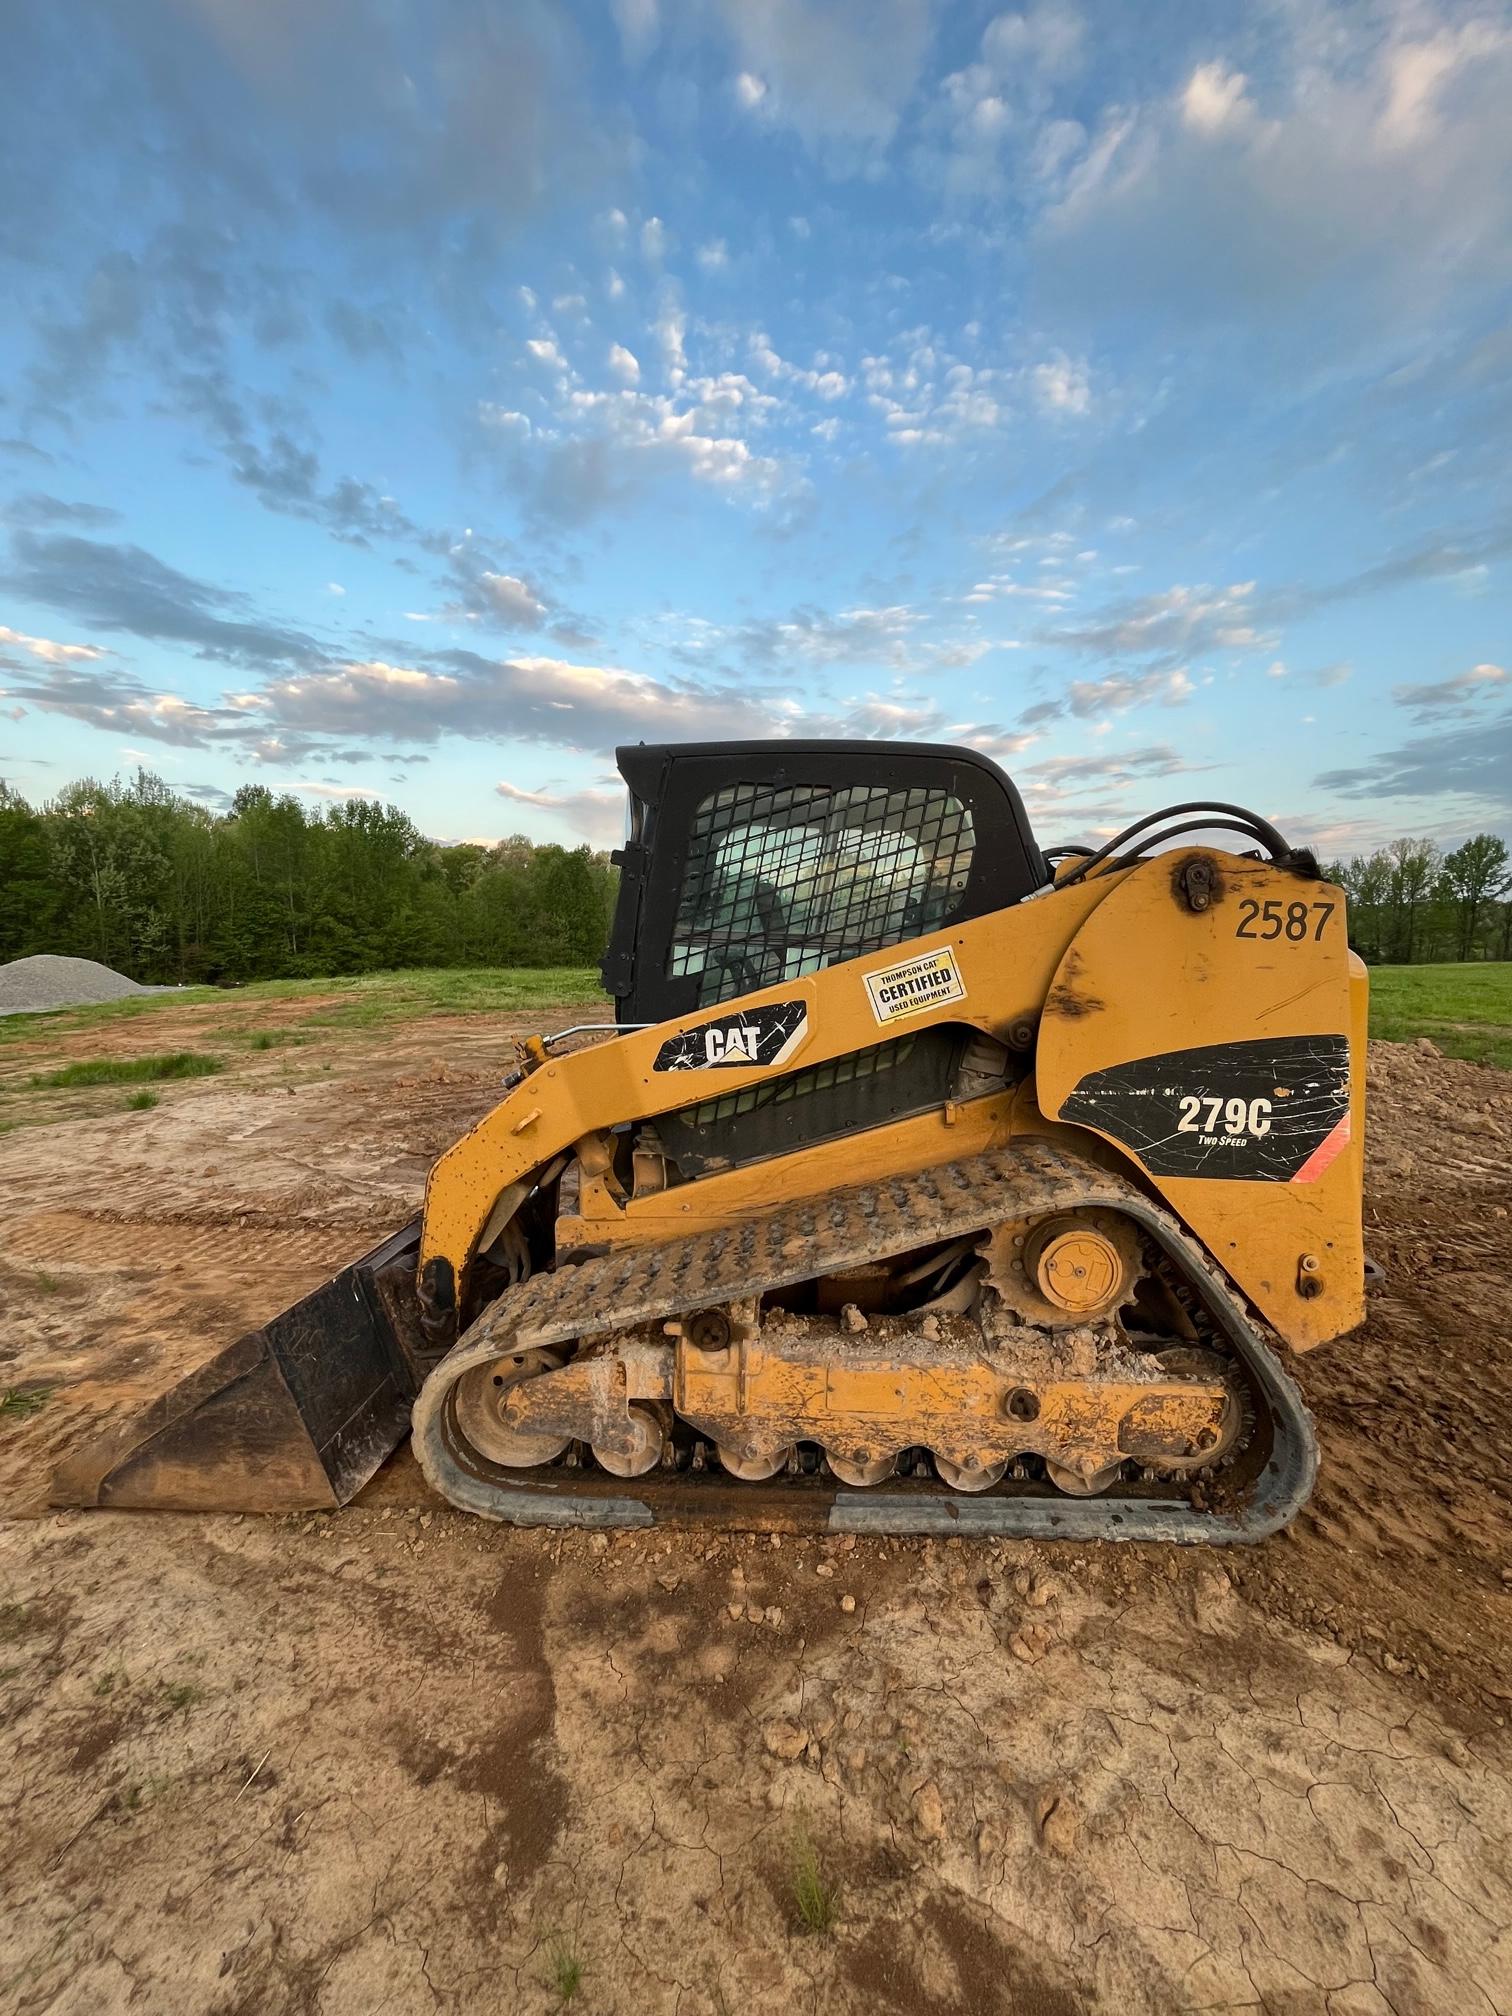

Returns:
1,0,1509,855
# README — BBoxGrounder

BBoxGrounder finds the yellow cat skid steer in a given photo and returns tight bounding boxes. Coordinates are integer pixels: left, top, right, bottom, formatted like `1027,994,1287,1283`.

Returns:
56,740,1366,1541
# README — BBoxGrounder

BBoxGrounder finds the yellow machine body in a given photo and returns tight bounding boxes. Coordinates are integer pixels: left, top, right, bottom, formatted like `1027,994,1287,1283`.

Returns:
421,848,1364,1355
54,738,1365,1543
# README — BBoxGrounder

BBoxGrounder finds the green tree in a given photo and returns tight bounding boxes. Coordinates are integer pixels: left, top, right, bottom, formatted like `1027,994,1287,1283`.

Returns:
0,781,57,959
1441,833,1510,959
1386,837,1440,963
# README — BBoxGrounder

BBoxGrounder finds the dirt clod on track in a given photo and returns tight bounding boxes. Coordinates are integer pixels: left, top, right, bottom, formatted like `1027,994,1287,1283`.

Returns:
1,1001,1510,2016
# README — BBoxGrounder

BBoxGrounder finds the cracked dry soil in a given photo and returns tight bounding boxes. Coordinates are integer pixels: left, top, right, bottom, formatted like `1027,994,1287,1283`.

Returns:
1,1008,1509,2015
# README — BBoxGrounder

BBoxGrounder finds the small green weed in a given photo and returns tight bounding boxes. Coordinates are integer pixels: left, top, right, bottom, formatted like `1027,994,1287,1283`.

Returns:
33,1269,60,1294
124,1090,159,1111
116,1776,171,1813
158,1681,204,1712
0,1602,36,1643
94,1666,128,1698
788,1824,838,1935
31,1052,225,1090
545,1934,583,2005
1,1387,53,1419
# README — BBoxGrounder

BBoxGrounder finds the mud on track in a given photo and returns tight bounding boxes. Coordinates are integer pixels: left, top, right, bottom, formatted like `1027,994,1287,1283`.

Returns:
1,1001,1510,2015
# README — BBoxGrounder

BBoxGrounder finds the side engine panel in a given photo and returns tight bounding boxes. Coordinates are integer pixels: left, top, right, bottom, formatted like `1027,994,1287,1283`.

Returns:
1034,854,1365,1349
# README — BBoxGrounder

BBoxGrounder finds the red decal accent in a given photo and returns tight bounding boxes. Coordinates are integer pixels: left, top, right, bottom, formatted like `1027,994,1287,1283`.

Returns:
1290,1112,1351,1184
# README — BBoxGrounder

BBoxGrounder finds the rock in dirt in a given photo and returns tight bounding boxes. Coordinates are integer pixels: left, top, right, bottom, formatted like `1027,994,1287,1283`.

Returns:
911,1778,946,1841
1036,1788,1079,1855
762,1717,807,1761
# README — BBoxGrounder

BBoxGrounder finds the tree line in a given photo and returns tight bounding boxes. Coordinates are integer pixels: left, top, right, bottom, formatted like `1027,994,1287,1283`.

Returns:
1320,833,1511,964
0,771,618,982
2,770,1508,986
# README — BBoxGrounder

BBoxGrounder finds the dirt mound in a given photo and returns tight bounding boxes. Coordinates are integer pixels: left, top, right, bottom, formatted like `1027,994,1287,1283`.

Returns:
0,954,148,1016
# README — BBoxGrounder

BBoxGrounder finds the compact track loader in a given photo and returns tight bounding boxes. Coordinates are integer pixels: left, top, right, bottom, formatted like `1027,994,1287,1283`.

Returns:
55,740,1367,1541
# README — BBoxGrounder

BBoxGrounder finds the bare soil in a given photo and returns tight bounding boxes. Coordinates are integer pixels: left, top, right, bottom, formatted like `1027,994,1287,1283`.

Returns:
1,1002,1509,2016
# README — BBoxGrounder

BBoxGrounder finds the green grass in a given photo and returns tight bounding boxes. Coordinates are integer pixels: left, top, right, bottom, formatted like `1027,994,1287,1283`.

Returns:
545,1935,583,2005
30,1051,225,1089
1,1388,53,1419
124,1089,159,1110
1369,962,1512,1069
787,1825,839,1935
157,1680,204,1712
0,967,606,1045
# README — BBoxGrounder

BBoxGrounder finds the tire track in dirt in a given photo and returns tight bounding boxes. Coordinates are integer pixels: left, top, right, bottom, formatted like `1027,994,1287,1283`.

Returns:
7,1211,369,1275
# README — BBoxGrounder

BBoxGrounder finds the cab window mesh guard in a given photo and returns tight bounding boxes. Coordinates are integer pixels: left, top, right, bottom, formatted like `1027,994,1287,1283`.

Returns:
669,781,975,1007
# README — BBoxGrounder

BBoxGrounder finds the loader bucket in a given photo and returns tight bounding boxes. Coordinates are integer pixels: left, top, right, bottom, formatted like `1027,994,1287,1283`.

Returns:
51,1219,427,1514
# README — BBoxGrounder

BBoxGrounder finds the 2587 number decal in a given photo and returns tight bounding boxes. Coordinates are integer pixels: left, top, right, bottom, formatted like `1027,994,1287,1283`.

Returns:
1235,898,1334,942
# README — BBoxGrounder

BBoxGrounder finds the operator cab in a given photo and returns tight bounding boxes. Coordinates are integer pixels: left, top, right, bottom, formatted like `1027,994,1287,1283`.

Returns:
602,740,1047,1025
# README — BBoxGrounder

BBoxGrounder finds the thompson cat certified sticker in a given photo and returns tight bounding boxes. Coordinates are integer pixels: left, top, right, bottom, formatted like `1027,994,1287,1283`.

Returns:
863,946,966,1024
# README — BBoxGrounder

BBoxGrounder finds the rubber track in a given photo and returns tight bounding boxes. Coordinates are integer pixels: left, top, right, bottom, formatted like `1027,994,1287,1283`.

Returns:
411,1140,1317,1542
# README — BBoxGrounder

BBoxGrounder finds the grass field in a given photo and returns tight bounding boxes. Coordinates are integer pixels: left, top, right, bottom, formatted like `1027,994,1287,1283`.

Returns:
0,966,607,1045
2,961,1509,1069
1368,961,1512,1068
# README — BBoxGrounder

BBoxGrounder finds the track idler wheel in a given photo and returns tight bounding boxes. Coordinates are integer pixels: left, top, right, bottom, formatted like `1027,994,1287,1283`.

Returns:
591,1403,666,1479
717,1442,794,1481
451,1348,570,1468
934,1454,1008,1494
1045,1457,1124,1497
825,1450,897,1488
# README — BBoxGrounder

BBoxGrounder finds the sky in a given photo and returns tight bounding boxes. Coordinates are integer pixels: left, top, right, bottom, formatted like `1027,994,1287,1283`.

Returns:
0,0,1509,857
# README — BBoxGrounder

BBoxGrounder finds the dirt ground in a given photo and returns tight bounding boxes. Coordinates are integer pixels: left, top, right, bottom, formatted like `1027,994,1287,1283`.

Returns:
1,997,1509,2016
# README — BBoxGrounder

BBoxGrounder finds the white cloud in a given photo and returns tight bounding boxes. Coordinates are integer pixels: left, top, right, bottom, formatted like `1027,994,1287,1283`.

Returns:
478,405,532,435
654,311,687,386
923,4,1088,197
1053,581,1273,665
496,778,624,846
1038,12,1512,351
749,331,851,402
1031,352,1091,415
1063,668,1194,717
1393,661,1507,720
326,582,346,597
0,623,105,665
641,216,668,261
477,572,548,627
526,336,567,370
714,0,934,158
605,267,626,300
697,239,730,272
1180,61,1254,137
608,342,641,384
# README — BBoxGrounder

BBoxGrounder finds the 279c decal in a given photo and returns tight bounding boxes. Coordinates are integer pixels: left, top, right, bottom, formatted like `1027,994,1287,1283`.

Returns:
1178,1095,1273,1138
1235,898,1335,942
1058,1035,1351,1182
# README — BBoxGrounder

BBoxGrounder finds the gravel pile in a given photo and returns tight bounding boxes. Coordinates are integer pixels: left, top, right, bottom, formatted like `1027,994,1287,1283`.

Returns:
0,954,150,1016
